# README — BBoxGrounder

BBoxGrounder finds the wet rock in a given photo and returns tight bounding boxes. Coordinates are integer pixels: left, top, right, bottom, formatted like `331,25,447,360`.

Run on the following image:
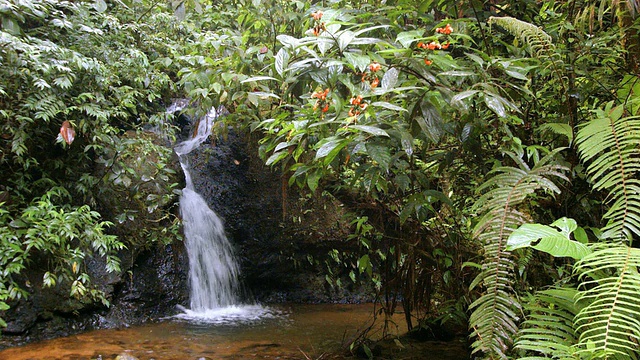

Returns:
185,126,371,303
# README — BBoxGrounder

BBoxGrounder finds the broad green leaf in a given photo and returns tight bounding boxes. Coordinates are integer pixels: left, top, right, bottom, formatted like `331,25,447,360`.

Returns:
550,217,577,234
174,2,186,21
307,170,321,193
396,30,423,48
241,76,278,83
337,30,355,51
350,125,389,137
315,139,346,160
371,101,407,112
484,94,507,118
266,151,289,166
438,70,476,77
343,52,370,72
400,130,413,157
451,90,479,108
275,48,290,77
366,143,392,170
381,68,399,91
465,52,485,66
277,34,299,48
505,69,529,81
358,254,371,275
507,222,591,259
2,17,20,35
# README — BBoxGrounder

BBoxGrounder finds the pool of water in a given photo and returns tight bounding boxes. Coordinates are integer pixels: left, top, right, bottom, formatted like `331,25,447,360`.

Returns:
0,304,406,360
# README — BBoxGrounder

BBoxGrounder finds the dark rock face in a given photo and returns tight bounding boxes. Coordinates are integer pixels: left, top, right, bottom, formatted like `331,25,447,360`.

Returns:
184,127,370,303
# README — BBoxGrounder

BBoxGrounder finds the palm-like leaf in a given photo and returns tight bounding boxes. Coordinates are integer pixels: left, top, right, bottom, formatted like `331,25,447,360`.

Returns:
575,102,640,240
574,243,640,359
515,287,582,360
470,151,569,358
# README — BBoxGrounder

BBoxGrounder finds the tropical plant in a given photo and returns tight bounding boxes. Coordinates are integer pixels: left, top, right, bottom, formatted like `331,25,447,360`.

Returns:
0,0,185,324
469,151,568,358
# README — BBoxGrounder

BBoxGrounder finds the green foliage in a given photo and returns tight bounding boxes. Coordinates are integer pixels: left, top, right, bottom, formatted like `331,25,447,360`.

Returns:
574,243,640,358
469,152,568,358
0,187,124,311
0,0,185,324
515,287,582,359
575,101,640,240
1,1,639,358
507,218,591,260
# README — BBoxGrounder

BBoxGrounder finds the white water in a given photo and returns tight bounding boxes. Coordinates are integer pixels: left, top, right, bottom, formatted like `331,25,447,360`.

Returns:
172,103,275,322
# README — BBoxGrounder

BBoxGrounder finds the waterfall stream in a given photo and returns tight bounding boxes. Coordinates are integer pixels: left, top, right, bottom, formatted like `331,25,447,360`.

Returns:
170,102,275,323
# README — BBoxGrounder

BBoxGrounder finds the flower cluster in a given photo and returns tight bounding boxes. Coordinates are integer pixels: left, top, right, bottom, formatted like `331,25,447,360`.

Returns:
416,23,453,66
435,23,453,35
311,88,330,113
417,41,450,50
348,95,367,117
311,11,325,36
360,62,382,88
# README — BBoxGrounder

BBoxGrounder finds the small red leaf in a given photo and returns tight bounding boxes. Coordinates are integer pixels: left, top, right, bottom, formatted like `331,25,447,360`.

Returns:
60,121,76,145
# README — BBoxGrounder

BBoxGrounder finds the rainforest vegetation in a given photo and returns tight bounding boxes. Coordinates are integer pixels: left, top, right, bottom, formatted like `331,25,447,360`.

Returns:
1,0,640,358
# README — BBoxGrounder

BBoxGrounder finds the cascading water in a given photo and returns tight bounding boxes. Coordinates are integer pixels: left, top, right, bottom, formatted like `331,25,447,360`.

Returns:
169,102,278,323
175,107,240,311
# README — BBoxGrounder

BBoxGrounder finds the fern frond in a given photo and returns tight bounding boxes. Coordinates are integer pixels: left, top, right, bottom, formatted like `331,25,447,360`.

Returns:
575,101,640,241
515,287,582,360
470,151,569,358
488,16,566,90
574,243,640,359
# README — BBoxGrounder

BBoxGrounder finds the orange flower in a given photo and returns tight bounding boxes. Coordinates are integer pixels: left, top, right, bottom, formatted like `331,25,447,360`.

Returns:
369,62,381,72
322,104,329,113
417,41,425,49
311,11,323,20
424,58,432,65
370,78,380,88
312,23,326,36
435,24,453,35
442,42,450,50
426,41,441,50
311,88,329,100
350,95,363,106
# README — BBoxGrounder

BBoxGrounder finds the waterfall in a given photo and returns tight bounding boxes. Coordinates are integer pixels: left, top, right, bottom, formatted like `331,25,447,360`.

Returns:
170,102,277,323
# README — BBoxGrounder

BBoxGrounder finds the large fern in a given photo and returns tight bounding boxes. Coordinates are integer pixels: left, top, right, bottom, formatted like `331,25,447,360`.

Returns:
573,102,640,357
573,243,640,359
470,151,568,358
515,287,582,360
487,17,566,93
575,101,640,240
511,100,640,359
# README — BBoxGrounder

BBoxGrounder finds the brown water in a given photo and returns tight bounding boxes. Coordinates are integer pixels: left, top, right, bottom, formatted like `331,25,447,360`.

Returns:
0,304,409,360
